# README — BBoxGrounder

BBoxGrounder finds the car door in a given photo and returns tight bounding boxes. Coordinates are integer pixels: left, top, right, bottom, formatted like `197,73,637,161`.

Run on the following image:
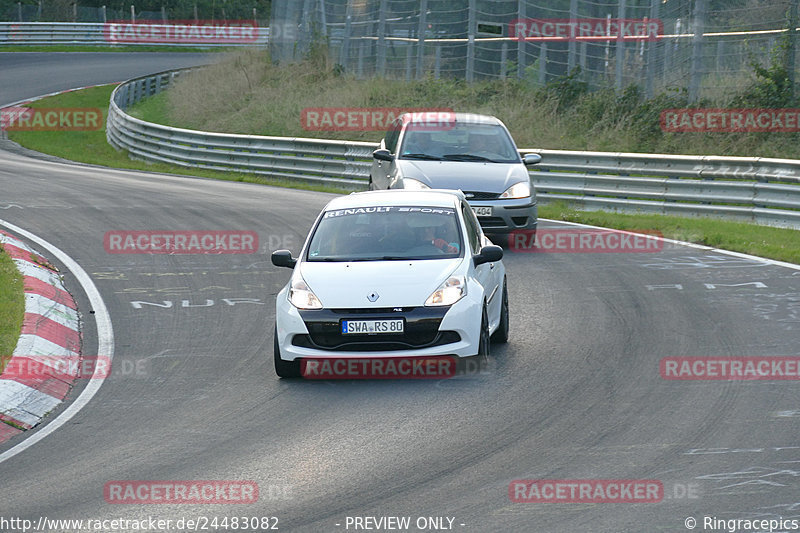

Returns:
370,118,402,190
462,201,501,322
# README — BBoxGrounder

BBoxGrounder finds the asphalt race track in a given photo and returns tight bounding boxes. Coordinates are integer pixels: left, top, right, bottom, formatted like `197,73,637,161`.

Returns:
0,52,216,106
1,54,799,533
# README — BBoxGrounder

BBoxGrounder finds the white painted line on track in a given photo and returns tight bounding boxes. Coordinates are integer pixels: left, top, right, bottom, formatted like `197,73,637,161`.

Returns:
541,218,800,271
0,218,114,464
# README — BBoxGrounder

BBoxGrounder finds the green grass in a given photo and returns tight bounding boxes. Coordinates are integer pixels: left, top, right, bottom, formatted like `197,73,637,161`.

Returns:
0,246,25,372
7,73,800,266
7,85,351,195
539,202,800,265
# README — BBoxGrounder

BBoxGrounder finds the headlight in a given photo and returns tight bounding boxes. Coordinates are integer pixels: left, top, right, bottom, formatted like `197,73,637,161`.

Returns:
425,275,466,306
499,181,530,199
288,277,323,309
402,178,431,190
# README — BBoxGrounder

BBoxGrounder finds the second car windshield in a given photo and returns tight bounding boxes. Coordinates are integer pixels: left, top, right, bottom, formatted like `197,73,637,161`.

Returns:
306,206,462,262
399,122,519,163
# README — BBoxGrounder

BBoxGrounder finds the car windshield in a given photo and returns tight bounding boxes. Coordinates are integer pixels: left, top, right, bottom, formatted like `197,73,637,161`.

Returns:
399,121,520,163
306,206,463,262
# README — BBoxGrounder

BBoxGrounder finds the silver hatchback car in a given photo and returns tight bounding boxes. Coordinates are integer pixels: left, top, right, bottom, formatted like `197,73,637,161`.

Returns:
370,112,542,238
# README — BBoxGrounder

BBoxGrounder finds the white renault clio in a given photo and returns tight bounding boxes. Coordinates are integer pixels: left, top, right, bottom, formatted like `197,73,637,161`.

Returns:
271,189,508,378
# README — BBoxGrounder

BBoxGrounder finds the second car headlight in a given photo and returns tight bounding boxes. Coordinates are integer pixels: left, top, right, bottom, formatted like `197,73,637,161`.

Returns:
402,178,431,190
425,275,466,306
289,277,323,309
499,181,531,199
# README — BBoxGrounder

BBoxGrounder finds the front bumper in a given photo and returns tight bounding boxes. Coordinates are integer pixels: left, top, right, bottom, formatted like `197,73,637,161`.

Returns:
275,285,484,360
470,198,537,235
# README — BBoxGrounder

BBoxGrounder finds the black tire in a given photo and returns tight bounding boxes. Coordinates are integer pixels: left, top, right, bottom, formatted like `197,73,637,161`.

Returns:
491,278,509,344
274,326,301,378
477,304,491,357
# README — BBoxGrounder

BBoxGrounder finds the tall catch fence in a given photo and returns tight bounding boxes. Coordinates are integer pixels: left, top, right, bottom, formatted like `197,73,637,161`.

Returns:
270,0,799,101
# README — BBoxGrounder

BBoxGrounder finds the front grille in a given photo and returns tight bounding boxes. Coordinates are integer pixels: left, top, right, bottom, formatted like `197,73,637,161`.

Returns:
477,216,507,228
297,307,454,351
464,191,500,200
292,331,461,352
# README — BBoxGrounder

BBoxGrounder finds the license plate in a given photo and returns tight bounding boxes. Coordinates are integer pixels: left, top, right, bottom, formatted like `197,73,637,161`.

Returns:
472,206,493,217
342,319,404,335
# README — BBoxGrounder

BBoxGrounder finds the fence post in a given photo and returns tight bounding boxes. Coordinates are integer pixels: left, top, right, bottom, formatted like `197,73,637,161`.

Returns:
357,39,365,78
788,0,798,97
539,42,547,84
377,0,387,76
130,5,135,23
645,0,660,98
688,0,706,102
17,2,22,22
500,42,508,79
568,0,578,72
517,0,526,79
340,1,353,71
416,0,427,79
434,45,441,79
102,5,107,23
615,0,626,93
406,43,413,81
466,0,476,82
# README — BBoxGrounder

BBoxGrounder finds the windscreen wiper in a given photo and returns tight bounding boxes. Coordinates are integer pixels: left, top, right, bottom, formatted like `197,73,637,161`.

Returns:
442,153,498,162
402,153,443,160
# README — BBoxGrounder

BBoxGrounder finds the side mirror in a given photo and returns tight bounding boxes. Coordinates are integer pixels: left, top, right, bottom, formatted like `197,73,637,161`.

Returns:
373,149,394,162
523,153,542,166
473,244,503,266
271,250,297,269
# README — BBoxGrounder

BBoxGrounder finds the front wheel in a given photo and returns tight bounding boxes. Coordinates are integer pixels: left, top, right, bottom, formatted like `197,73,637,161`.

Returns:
274,326,301,378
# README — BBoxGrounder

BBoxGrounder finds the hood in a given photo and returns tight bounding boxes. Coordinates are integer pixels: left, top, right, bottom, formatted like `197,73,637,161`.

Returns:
299,259,460,308
396,160,530,194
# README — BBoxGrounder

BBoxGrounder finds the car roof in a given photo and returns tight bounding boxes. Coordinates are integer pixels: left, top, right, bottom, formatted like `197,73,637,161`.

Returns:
399,112,504,127
325,190,463,210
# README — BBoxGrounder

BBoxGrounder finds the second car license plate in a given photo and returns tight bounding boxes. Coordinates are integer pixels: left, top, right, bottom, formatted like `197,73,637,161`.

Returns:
342,319,404,335
472,206,493,217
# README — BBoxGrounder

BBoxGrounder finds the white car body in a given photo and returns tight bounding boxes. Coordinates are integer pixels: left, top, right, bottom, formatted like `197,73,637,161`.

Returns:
271,190,508,377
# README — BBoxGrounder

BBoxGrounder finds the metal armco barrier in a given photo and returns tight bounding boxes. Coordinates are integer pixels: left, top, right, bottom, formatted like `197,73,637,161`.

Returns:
106,70,375,190
106,70,800,228
0,22,268,47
